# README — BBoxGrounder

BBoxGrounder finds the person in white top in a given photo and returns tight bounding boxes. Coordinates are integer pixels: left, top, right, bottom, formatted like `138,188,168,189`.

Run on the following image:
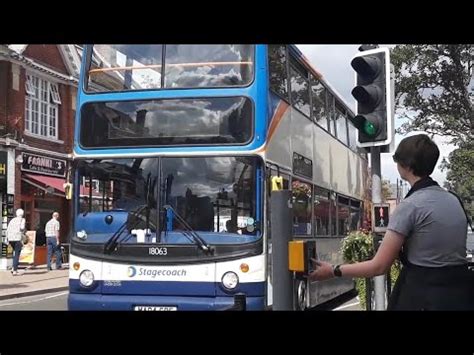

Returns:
6,209,26,276
45,212,62,271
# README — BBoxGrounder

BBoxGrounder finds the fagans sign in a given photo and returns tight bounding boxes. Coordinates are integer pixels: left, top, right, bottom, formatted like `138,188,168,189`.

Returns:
21,153,66,178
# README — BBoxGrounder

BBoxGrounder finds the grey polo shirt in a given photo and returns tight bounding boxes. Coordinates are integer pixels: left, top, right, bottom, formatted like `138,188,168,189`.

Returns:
387,186,468,267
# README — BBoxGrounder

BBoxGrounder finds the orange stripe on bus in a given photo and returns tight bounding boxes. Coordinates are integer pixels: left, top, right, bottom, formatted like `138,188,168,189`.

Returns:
267,101,289,143
256,101,289,153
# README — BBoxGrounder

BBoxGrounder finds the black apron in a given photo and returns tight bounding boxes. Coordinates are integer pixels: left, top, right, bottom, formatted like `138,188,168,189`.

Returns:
387,177,474,310
387,261,474,310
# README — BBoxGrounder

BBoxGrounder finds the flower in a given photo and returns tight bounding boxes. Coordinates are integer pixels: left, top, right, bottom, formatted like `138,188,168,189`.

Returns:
292,180,312,199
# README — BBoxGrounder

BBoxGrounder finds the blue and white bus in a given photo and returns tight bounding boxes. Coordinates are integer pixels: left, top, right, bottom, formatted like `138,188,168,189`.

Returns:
68,45,369,310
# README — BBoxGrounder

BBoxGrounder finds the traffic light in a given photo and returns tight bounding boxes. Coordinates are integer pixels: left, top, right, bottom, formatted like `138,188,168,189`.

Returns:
350,47,393,148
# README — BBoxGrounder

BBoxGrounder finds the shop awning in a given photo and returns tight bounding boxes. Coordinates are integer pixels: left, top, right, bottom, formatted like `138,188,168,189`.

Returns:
22,174,66,197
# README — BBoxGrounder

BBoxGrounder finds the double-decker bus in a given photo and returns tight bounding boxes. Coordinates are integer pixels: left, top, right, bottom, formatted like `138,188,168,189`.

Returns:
68,44,369,310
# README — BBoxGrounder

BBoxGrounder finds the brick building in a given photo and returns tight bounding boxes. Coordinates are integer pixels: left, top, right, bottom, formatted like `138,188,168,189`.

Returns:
0,45,81,267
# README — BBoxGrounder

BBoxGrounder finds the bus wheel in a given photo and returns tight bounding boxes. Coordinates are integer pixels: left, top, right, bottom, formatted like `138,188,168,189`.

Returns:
296,279,307,311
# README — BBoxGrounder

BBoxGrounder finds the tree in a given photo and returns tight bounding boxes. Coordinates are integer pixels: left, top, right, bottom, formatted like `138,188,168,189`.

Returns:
441,141,474,220
391,45,473,212
382,180,392,202
391,45,473,146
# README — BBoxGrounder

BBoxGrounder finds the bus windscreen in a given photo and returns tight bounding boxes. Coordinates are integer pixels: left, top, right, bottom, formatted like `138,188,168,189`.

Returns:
79,97,253,148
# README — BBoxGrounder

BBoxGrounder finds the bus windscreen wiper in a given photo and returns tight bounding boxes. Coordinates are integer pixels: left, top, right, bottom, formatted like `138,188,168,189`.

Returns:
162,204,214,255
105,169,158,253
104,204,148,253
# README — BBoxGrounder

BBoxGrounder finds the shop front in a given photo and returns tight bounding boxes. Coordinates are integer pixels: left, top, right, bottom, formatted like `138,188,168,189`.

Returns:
19,152,71,266
0,149,16,270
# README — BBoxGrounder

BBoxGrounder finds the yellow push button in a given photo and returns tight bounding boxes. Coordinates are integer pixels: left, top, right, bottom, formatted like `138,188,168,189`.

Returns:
288,240,305,272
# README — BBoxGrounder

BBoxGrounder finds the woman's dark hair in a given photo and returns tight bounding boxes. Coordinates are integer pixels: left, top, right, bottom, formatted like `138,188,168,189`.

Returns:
392,134,440,177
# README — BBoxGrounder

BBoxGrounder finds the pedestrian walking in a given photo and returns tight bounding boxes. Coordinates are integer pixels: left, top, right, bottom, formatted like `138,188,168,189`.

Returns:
6,209,26,276
45,212,62,271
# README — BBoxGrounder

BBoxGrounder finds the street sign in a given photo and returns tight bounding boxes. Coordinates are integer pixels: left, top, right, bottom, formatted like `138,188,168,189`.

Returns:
372,203,390,233
21,153,66,178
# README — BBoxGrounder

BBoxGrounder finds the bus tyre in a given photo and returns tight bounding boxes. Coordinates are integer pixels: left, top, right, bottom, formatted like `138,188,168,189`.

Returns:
296,279,307,311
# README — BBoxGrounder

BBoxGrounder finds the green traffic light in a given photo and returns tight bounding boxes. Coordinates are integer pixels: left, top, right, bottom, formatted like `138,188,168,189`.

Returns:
363,120,377,136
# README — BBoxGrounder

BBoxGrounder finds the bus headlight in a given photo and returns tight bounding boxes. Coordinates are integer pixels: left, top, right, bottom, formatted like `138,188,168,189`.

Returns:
79,270,94,287
76,230,87,240
221,272,239,290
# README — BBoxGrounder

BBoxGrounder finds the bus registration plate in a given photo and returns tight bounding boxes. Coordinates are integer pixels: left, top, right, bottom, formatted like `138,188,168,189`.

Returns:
134,306,177,311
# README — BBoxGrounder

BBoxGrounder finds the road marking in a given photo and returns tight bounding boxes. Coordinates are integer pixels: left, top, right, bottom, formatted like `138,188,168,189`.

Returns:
333,301,360,310
0,291,68,308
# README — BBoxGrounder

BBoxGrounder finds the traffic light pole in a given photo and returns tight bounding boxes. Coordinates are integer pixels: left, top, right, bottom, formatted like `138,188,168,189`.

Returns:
371,146,386,310
351,46,394,310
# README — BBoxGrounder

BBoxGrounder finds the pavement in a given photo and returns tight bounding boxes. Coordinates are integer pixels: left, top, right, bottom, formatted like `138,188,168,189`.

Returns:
0,264,69,300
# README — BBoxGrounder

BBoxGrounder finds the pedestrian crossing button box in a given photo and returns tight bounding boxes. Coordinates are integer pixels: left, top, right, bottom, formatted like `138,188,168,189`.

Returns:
288,240,316,278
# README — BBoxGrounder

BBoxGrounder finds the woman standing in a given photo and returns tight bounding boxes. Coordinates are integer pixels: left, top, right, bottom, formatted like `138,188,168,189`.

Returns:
309,134,474,310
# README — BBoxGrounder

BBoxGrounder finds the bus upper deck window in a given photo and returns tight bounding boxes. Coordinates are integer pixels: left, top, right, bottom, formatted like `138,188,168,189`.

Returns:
86,45,255,93
164,45,254,88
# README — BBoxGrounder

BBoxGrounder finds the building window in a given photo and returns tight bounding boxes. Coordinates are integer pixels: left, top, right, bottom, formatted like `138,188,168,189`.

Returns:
25,73,60,139
49,83,62,104
25,75,36,96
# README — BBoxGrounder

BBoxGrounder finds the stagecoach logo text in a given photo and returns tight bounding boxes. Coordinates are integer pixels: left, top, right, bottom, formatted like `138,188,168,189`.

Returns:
127,266,187,278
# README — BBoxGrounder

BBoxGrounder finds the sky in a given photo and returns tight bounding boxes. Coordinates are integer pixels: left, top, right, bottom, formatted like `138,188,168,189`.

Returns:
296,45,456,186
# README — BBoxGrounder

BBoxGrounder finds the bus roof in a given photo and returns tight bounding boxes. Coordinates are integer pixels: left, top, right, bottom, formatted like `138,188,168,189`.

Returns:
78,44,356,117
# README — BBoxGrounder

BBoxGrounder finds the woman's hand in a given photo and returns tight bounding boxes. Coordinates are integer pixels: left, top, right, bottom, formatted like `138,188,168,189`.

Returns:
308,259,334,282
